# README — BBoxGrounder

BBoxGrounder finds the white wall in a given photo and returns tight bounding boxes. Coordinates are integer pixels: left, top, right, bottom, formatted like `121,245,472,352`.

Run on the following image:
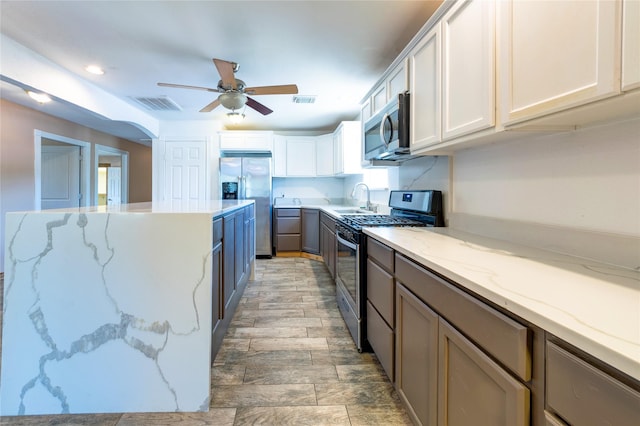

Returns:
453,119,640,237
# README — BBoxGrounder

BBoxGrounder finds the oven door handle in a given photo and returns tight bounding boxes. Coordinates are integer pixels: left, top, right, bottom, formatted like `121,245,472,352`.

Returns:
336,233,358,251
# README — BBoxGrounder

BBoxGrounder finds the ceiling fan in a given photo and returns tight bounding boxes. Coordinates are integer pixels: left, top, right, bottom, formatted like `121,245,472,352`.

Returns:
157,58,298,115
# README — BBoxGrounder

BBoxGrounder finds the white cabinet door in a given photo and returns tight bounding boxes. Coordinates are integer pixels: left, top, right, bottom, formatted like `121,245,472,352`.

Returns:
410,25,441,151
442,0,495,140
622,0,640,91
164,141,207,201
316,134,334,176
219,131,273,151
388,58,409,100
219,134,244,150
333,121,362,175
372,84,387,115
333,129,344,175
272,135,287,177
499,0,621,125
286,137,316,176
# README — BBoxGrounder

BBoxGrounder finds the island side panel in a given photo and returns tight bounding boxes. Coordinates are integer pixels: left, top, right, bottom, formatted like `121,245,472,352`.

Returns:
1,211,213,415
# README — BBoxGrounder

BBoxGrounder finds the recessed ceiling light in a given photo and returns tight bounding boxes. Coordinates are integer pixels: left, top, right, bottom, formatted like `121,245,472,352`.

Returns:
26,91,52,104
85,65,105,75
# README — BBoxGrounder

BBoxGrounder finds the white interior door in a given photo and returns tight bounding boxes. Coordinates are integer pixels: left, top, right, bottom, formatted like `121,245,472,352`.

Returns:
41,145,81,209
164,141,207,201
107,167,122,205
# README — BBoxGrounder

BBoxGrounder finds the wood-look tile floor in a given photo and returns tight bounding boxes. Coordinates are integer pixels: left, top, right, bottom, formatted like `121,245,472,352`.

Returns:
0,259,412,425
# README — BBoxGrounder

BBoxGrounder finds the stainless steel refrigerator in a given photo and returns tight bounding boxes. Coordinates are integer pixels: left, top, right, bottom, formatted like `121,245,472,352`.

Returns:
220,152,272,258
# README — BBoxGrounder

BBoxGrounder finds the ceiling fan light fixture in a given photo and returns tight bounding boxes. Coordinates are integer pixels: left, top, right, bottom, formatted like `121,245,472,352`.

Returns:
219,92,247,110
227,111,245,124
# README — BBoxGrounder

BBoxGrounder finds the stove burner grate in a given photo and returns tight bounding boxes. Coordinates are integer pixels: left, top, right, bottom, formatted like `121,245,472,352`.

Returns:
338,214,426,229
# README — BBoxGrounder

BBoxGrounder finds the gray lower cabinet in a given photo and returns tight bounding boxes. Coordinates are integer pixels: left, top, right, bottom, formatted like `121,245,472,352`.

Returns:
438,318,530,426
396,281,530,426
368,235,640,426
545,341,640,426
211,218,223,351
212,205,254,361
366,237,396,381
320,212,336,278
222,213,236,314
301,208,320,254
234,208,246,287
275,208,301,252
396,283,438,426
394,251,532,426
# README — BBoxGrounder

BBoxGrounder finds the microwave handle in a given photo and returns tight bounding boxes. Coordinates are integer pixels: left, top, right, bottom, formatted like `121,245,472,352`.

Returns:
379,112,393,148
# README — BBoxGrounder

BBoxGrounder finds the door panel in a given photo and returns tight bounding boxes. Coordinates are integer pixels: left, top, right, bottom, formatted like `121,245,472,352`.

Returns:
438,319,529,426
164,141,206,201
41,145,81,209
107,167,122,205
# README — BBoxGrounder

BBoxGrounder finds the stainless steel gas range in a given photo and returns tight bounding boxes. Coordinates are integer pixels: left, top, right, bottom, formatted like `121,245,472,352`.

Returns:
334,190,444,352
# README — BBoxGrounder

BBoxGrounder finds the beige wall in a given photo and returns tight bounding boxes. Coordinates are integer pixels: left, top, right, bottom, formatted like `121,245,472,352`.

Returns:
1,99,152,272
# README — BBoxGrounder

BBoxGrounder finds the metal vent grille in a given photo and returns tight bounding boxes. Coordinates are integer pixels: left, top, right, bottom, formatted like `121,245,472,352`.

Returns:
131,96,182,111
292,95,316,104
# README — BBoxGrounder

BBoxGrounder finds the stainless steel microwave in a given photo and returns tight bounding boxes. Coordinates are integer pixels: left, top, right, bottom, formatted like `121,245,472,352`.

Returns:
363,92,411,161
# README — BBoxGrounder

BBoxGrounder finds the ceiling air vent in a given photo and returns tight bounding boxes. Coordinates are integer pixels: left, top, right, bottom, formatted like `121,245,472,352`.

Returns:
131,96,182,111
292,95,316,104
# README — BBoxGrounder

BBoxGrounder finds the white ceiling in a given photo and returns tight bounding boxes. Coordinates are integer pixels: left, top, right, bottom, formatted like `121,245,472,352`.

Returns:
0,1,443,142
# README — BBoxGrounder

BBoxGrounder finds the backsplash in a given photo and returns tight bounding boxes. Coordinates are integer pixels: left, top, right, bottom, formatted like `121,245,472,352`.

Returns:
343,156,452,215
272,177,345,201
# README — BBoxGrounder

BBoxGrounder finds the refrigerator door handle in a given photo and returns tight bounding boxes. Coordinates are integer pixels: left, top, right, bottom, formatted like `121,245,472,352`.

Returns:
239,176,246,199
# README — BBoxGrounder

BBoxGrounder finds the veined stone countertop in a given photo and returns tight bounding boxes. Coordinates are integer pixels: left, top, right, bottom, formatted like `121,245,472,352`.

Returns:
364,226,640,382
9,199,254,215
0,200,253,416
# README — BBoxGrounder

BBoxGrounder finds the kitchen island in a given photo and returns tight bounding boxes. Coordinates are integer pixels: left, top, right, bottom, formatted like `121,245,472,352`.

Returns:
1,200,254,416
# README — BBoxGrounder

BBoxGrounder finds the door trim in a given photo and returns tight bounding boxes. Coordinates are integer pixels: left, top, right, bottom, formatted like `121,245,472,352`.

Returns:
34,130,91,210
94,144,129,205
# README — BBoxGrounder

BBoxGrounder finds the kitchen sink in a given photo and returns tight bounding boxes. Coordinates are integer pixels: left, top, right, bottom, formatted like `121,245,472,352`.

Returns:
333,208,371,214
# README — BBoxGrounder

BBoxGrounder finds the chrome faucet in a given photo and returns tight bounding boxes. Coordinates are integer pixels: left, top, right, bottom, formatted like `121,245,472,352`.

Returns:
351,182,372,211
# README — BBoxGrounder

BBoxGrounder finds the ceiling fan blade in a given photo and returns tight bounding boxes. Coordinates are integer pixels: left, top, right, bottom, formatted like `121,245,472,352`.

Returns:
246,97,273,115
158,82,218,92
200,98,221,113
213,58,237,90
244,84,299,95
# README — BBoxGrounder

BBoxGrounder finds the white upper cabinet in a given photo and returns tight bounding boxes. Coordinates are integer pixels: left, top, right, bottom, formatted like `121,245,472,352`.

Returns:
219,131,274,151
316,134,334,176
387,58,410,101
441,0,495,140
273,124,360,178
371,60,410,116
360,99,372,124
409,25,441,151
372,84,387,115
285,137,316,177
409,0,494,151
333,121,362,175
499,0,621,125
622,0,640,91
272,135,287,177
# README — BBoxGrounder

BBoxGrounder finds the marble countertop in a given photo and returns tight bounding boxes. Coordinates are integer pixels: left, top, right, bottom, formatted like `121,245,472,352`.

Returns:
364,226,640,381
12,200,254,215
